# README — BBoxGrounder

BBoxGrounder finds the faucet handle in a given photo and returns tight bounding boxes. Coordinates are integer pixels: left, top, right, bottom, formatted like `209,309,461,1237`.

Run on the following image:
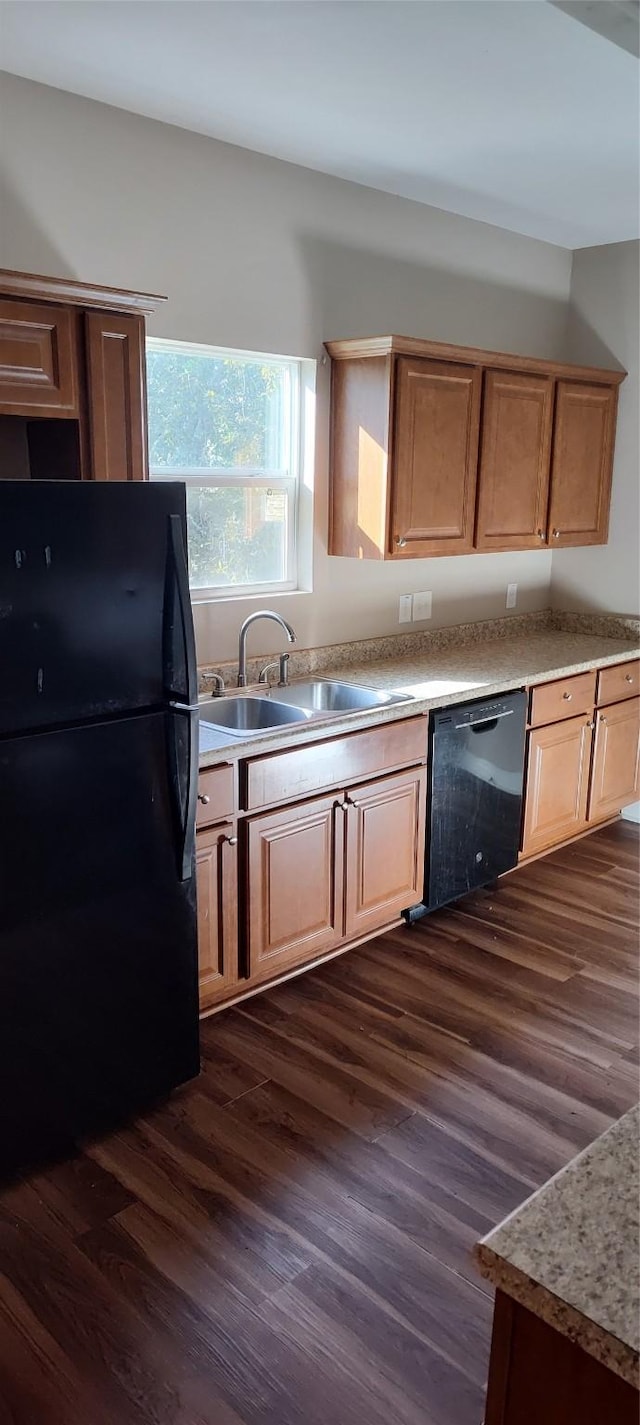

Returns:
202,671,225,697
278,653,290,687
258,661,279,686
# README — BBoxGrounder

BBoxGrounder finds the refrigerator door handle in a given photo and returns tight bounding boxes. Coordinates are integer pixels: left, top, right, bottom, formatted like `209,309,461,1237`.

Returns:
166,707,199,883
179,708,199,882
164,514,198,707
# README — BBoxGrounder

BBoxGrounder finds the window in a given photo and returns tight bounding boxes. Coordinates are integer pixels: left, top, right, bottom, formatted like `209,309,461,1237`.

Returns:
147,338,308,598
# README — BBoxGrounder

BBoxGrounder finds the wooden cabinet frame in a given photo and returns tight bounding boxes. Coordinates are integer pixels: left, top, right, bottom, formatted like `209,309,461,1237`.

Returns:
521,665,640,860
243,763,427,991
0,269,166,483
588,697,640,822
326,335,625,560
196,822,239,1011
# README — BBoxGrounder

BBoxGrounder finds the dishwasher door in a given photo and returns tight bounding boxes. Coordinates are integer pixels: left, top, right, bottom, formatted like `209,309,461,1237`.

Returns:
425,690,527,912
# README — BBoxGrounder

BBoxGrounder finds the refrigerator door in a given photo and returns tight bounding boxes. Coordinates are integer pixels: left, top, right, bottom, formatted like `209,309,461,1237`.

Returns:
0,710,199,1179
0,481,194,736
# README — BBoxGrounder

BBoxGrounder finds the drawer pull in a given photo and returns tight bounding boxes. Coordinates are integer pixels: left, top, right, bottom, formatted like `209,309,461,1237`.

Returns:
225,835,238,846
625,674,634,683
562,692,572,701
198,793,211,806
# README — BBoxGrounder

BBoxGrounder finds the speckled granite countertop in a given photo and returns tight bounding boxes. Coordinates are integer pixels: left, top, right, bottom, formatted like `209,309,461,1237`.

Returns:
198,626,639,768
475,1105,640,1388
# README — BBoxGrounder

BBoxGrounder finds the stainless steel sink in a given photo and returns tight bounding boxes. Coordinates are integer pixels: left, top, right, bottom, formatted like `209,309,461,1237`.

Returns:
270,679,409,713
200,696,312,734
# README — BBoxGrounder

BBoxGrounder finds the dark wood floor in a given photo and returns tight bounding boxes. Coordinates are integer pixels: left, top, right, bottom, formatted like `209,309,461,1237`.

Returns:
1,822,638,1425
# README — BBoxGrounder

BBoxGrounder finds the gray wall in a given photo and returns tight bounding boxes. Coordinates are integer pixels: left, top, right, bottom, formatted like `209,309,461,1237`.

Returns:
0,72,574,663
551,240,639,617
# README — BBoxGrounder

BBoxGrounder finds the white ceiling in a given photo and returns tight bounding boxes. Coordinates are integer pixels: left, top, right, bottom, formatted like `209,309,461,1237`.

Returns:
0,0,638,249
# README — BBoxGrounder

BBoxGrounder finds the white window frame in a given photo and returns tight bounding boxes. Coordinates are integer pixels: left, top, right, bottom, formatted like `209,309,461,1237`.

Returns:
147,338,305,601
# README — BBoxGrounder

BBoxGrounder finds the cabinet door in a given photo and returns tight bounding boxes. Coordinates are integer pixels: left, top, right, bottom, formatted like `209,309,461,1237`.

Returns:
246,794,344,982
588,697,640,822
345,767,427,939
196,823,238,1012
548,381,617,547
475,370,553,551
391,357,481,556
85,312,147,481
521,715,593,857
0,299,79,416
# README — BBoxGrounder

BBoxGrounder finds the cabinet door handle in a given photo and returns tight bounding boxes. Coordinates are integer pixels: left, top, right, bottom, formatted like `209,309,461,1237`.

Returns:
344,795,360,808
625,674,634,683
586,721,595,729
198,793,210,805
552,529,561,539
396,536,407,548
562,692,572,701
599,715,607,724
225,835,238,846
537,529,545,540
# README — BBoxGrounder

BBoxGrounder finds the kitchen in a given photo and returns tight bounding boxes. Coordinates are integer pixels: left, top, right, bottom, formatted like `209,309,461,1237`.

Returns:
0,4,639,1423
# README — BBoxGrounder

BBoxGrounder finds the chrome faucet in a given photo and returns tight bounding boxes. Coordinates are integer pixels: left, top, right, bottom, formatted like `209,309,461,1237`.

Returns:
237,610,296,687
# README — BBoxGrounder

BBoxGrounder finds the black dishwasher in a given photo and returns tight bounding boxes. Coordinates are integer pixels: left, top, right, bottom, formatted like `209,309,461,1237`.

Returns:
405,690,527,919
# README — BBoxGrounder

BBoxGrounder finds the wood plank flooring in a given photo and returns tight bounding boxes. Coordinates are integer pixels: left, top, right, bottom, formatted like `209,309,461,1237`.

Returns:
1,821,638,1425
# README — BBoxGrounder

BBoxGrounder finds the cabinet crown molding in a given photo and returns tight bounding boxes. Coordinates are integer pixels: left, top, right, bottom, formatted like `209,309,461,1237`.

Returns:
324,334,627,387
0,268,167,316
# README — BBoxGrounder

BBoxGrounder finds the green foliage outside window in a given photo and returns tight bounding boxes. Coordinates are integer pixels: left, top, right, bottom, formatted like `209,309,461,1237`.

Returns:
147,345,290,588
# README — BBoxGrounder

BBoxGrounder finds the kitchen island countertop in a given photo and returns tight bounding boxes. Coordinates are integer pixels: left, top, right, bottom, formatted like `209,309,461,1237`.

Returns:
475,1104,640,1388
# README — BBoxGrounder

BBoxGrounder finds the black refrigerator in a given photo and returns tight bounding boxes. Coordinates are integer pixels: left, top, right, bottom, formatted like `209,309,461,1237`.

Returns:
0,481,200,1180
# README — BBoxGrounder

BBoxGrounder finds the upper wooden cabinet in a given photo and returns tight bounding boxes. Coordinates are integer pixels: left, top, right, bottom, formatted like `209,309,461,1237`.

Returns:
392,358,480,556
0,269,165,483
0,300,80,417
475,370,553,551
85,312,147,483
547,381,617,547
325,335,625,559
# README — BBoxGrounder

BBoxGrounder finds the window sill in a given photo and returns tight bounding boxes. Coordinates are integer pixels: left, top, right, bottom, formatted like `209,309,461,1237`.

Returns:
190,587,312,607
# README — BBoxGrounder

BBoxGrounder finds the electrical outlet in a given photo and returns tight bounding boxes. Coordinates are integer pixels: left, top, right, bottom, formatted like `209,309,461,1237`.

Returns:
506,582,518,610
398,594,413,624
413,590,432,621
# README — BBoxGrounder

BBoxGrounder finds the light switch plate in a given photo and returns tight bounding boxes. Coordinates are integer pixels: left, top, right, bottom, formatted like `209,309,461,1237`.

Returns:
506,582,518,609
413,590,432,621
399,594,413,624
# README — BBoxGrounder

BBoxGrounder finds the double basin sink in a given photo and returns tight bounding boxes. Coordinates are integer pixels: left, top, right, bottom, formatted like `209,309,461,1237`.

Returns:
199,679,410,744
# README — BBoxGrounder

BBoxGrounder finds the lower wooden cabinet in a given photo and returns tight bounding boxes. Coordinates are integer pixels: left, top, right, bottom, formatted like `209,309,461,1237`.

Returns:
521,715,593,857
344,767,426,939
245,766,427,986
246,794,344,981
195,822,238,1011
521,670,640,859
484,1291,637,1425
588,696,640,822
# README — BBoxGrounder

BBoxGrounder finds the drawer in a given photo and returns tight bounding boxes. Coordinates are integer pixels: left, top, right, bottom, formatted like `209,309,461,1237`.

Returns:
529,672,596,728
597,659,640,707
242,715,428,811
196,763,236,828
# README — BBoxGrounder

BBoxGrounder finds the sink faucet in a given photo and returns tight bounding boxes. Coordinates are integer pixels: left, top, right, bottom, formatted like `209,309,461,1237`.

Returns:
237,610,296,687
